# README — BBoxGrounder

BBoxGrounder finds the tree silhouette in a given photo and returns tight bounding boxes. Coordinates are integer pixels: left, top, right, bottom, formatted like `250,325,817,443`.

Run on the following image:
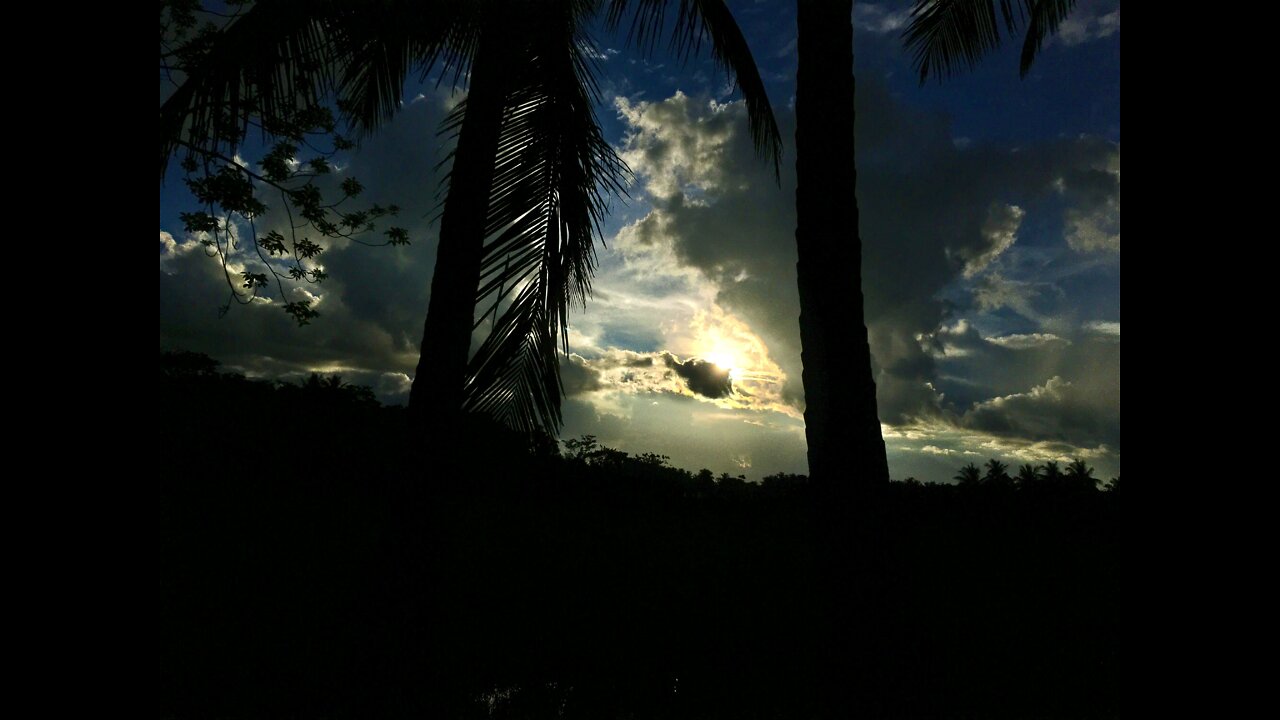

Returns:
1065,457,1097,492
954,462,982,486
984,458,1013,488
793,0,889,485
1016,462,1041,489
160,349,1119,716
1041,459,1064,489
160,0,780,434
790,0,1081,485
806,0,1085,484
947,457,1109,498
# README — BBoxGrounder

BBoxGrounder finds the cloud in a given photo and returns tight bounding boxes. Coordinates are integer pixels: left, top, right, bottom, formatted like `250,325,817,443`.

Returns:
1084,321,1120,337
1065,200,1120,252
1059,145,1120,253
615,91,743,200
962,204,1024,278
958,375,1119,452
664,353,733,398
972,272,1050,319
891,416,1117,476
853,4,912,34
1056,1,1122,46
986,333,1069,350
611,93,805,405
561,354,604,395
559,391,808,479
605,82,1119,480
564,329,793,418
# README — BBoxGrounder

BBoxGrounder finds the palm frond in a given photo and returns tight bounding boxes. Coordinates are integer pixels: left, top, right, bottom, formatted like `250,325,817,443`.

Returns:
904,0,1016,83
606,0,781,179
462,10,629,432
160,0,339,176
1020,0,1075,77
903,0,1076,82
329,4,420,134
333,2,482,135
160,1,475,175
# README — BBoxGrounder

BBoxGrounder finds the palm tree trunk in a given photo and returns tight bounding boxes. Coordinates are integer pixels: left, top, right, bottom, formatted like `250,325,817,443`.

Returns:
795,0,889,486
408,32,510,427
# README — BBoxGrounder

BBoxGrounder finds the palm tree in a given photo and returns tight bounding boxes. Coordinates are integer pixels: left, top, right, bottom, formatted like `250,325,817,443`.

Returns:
1040,459,1064,488
953,462,982,486
1016,462,1041,488
789,0,1082,484
160,0,780,434
794,0,888,486
447,0,782,431
1065,458,1097,492
984,458,1013,488
409,1,628,432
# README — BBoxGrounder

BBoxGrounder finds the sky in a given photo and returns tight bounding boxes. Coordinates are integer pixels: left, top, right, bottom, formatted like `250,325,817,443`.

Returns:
159,0,1121,483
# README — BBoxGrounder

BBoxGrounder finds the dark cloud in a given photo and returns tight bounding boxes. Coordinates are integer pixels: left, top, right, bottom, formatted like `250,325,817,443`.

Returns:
959,374,1119,451
914,322,1121,452
663,353,733,399
1056,0,1122,46
561,354,604,396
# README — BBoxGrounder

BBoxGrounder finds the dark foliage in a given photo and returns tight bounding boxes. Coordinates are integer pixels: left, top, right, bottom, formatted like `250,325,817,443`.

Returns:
161,352,1118,718
903,0,1079,81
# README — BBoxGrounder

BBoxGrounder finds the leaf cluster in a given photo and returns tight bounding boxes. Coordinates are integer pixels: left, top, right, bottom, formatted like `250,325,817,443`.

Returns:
161,1,410,326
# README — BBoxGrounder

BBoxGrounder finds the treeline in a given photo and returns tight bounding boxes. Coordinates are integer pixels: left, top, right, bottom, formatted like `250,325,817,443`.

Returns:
920,458,1118,493
161,350,1118,494
161,351,1118,718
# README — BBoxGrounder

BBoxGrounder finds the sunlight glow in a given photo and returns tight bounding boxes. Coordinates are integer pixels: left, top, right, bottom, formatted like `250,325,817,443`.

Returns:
704,350,738,377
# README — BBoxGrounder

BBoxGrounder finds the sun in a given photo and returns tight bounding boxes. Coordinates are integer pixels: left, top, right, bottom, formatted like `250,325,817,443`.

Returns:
704,350,738,377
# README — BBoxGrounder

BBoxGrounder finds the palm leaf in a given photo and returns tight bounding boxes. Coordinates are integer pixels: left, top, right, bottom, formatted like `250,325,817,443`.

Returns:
903,0,1077,82
333,2,484,135
160,0,475,175
462,7,629,432
605,0,782,178
1020,0,1075,77
160,0,339,176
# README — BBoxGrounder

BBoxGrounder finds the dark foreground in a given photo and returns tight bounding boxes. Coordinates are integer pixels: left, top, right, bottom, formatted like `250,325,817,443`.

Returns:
161,361,1118,718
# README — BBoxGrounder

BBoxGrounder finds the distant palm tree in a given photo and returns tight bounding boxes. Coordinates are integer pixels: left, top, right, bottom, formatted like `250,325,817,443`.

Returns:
1016,463,1041,488
954,462,982,486
160,0,780,433
1065,458,1097,492
1040,460,1064,489
983,458,1013,488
